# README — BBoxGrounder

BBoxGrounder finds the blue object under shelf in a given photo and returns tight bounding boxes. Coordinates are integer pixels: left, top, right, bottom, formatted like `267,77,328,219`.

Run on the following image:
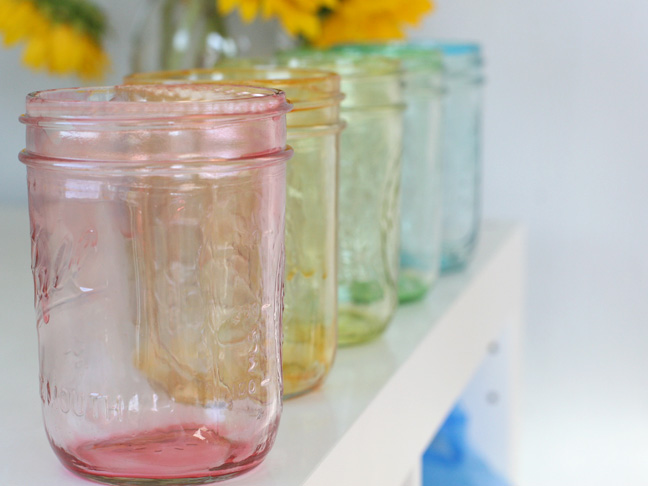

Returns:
423,406,509,486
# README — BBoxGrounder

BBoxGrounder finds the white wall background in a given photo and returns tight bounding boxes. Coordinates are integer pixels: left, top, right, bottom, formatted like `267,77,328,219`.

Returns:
412,1,648,485
0,0,138,203
1,1,647,485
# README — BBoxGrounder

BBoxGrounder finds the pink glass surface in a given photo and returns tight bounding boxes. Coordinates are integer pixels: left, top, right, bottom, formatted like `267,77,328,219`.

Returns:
21,84,291,485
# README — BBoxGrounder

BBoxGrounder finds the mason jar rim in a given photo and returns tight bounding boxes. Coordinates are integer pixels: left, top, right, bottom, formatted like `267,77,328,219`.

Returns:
407,40,483,83
126,66,338,88
414,40,481,56
408,40,483,65
124,67,344,113
278,50,403,79
20,84,292,123
331,43,443,72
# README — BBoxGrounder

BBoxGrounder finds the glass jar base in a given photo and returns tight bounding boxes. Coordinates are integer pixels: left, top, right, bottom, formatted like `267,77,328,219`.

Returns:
282,325,335,399
441,237,478,273
441,252,471,273
398,271,435,304
337,307,390,346
283,367,328,400
73,471,244,486
51,424,270,485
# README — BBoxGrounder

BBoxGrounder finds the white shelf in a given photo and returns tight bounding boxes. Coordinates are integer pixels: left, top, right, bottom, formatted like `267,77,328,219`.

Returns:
0,206,524,486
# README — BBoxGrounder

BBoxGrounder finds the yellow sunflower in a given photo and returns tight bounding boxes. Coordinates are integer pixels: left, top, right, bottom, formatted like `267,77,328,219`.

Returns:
315,0,434,47
218,0,338,41
0,0,109,80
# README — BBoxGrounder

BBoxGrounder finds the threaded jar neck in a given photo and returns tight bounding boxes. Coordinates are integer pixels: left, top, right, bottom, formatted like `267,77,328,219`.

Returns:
277,50,404,110
125,67,344,131
330,43,444,97
410,40,483,83
20,84,292,166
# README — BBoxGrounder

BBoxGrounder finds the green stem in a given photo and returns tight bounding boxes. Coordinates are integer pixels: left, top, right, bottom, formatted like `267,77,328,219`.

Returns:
160,0,176,70
166,0,206,70
209,1,227,35
195,0,229,66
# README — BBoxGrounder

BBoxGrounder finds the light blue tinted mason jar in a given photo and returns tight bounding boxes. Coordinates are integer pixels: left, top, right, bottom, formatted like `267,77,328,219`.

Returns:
398,50,443,301
433,42,484,271
332,44,444,303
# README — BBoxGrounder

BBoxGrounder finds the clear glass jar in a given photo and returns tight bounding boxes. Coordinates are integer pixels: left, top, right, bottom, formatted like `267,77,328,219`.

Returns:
130,0,287,73
131,0,239,72
417,41,484,271
126,67,344,398
280,52,404,345
19,84,292,485
332,44,444,303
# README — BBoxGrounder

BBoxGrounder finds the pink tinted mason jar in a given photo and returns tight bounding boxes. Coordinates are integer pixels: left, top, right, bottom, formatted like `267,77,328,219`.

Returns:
19,85,292,485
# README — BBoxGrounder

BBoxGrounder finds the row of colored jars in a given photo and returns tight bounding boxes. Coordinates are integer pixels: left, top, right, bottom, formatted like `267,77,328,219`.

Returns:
275,42,484,340
21,42,482,485
126,57,404,372
326,42,484,285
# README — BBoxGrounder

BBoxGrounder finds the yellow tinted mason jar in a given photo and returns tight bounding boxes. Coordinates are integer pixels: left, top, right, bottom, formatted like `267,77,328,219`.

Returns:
278,52,404,346
126,68,344,398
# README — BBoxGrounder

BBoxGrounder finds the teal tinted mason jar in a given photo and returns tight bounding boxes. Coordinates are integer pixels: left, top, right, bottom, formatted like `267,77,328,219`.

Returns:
280,51,404,345
332,44,444,303
423,41,484,271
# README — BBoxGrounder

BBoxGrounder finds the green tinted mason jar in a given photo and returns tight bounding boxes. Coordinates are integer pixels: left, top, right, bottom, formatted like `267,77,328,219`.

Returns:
332,44,444,303
279,51,404,345
126,68,344,398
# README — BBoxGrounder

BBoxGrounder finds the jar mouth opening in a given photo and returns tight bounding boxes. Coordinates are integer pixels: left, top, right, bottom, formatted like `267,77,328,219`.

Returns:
331,43,443,72
21,84,292,122
124,68,343,112
126,67,338,87
278,51,403,79
408,39,481,56
406,40,483,80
